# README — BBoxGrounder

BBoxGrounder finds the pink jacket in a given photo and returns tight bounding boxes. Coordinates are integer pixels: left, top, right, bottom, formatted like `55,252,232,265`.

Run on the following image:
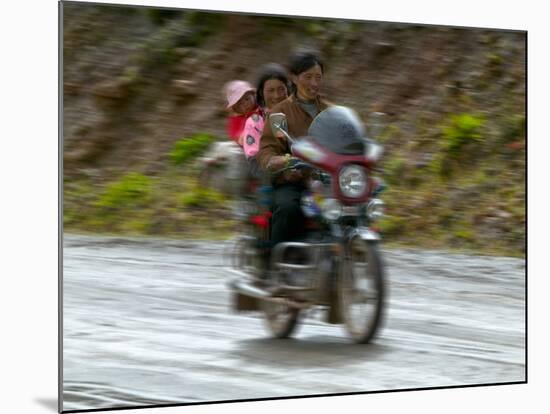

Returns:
241,111,265,158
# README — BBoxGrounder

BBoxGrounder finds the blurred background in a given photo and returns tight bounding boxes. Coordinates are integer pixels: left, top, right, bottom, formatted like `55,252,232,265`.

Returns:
62,2,526,257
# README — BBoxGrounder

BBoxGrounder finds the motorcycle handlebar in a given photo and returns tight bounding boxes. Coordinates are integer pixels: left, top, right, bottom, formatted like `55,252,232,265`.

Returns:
271,159,314,177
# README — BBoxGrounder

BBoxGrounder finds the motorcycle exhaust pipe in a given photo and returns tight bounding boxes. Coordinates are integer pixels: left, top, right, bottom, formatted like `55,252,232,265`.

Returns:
229,278,271,299
229,278,310,310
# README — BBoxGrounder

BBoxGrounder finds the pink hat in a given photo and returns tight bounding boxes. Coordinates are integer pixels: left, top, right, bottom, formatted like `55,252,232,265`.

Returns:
224,80,255,109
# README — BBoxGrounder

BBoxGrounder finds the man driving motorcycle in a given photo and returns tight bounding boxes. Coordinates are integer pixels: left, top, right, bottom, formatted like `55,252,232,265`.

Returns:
257,50,332,247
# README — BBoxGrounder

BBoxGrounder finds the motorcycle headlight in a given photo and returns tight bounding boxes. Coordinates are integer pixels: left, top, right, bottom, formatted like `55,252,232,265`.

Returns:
320,198,342,221
338,165,368,198
366,198,385,221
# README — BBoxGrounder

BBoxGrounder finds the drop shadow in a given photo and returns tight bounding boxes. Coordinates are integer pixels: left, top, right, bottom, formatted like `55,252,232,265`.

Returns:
34,397,58,412
231,333,390,369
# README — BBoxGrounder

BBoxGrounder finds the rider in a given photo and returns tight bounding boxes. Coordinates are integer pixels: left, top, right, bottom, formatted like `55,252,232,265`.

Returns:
255,63,291,114
247,63,291,178
224,79,264,153
257,50,331,247
223,67,291,177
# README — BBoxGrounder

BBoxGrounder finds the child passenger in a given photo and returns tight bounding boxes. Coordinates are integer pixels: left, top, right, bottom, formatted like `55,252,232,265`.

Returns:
223,80,265,160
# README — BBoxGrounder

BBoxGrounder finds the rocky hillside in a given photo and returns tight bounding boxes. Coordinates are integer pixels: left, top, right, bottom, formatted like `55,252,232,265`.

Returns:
62,3,526,257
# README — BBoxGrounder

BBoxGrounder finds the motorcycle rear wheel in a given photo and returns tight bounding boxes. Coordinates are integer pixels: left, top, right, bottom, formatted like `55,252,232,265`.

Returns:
340,239,385,344
261,299,300,339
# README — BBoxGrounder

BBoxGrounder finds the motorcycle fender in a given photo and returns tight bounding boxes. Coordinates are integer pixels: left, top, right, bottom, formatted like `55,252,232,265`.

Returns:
352,227,381,241
326,297,343,324
233,291,261,312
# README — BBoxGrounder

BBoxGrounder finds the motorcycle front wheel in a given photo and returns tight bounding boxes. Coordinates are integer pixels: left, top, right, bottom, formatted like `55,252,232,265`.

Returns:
340,238,385,344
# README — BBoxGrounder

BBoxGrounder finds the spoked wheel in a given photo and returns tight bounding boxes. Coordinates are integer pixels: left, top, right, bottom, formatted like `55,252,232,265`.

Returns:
261,269,301,339
229,236,262,275
261,299,300,339
340,238,385,344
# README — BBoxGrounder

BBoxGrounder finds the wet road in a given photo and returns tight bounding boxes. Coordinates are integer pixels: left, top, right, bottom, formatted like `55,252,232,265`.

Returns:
62,234,525,412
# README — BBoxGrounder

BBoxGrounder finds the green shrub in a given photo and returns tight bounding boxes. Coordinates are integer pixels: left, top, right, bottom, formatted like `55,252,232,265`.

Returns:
429,153,452,179
442,113,485,157
121,66,140,84
378,215,406,236
95,172,152,210
500,113,526,143
144,9,182,25
185,12,224,46
123,217,151,233
438,210,456,228
487,53,504,77
180,187,226,208
130,18,189,71
170,133,215,165
377,124,401,143
305,21,324,36
454,228,475,242
384,157,406,186
187,11,224,28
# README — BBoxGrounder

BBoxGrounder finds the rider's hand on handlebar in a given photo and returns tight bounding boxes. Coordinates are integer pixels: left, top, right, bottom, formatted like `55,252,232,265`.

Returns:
268,154,308,183
283,156,306,182
268,154,292,171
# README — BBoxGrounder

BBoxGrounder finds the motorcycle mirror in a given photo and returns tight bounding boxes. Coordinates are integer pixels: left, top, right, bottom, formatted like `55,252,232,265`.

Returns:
366,112,388,139
366,142,384,162
269,113,294,144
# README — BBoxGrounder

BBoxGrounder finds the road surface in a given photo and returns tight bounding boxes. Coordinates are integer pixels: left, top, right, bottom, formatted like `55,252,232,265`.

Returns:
62,234,525,411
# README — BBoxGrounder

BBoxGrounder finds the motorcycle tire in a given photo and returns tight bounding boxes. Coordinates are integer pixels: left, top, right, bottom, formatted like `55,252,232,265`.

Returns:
340,239,385,344
261,299,300,339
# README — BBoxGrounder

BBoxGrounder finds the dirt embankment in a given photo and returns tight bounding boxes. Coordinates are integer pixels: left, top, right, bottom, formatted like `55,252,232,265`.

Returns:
62,4,526,256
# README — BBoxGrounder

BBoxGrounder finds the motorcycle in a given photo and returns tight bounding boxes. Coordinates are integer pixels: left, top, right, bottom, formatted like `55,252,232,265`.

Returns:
225,105,387,344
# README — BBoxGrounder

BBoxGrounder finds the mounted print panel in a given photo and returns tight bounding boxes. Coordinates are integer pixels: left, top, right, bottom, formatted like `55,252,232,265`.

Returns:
60,1,526,412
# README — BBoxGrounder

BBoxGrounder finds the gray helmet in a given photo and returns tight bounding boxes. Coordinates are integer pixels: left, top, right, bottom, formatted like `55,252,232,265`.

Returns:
307,106,368,155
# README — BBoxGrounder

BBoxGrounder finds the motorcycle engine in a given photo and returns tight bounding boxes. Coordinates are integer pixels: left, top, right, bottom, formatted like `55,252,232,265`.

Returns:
278,245,334,303
282,247,312,286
